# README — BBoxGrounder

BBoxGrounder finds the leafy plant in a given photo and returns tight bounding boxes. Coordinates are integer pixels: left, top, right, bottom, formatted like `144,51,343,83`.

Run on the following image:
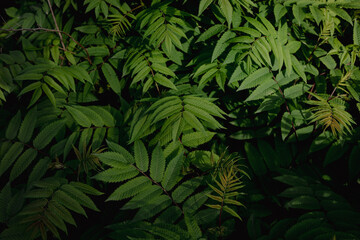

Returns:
206,151,247,237
306,93,355,137
0,0,360,239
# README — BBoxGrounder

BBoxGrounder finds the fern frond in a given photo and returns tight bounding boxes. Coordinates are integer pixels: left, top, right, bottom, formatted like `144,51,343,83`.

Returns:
108,13,133,38
206,151,246,223
335,70,352,94
306,93,355,136
73,143,105,180
320,10,334,40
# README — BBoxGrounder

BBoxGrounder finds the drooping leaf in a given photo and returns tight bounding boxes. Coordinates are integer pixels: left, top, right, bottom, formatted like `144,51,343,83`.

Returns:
162,153,183,191
196,24,226,43
183,191,210,214
198,0,214,16
284,83,311,99
5,111,21,140
97,151,129,168
134,140,149,172
238,67,272,91
132,195,172,221
73,106,104,127
69,182,103,196
87,46,110,57
354,19,360,45
102,63,121,94
182,111,205,132
219,0,233,27
122,185,163,210
0,142,24,177
10,148,37,181
211,31,236,62
328,6,352,25
154,73,177,90
106,140,135,164
28,158,51,187
17,106,37,143
184,213,202,239
107,176,151,201
14,73,43,81
66,105,92,127
33,120,66,150
52,190,87,216
281,112,293,141
42,83,56,106
93,166,138,183
60,184,99,211
182,131,216,148
150,144,166,182
172,177,203,203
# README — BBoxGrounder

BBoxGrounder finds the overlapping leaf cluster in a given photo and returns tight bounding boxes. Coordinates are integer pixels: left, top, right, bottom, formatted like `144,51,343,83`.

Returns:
0,0,360,239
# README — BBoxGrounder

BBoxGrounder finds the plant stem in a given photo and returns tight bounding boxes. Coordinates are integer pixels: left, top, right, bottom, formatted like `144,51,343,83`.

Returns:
47,0,66,51
132,164,184,214
271,73,299,142
143,54,161,94
307,37,321,63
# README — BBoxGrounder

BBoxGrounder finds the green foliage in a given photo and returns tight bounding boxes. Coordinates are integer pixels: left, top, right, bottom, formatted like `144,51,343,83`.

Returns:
306,93,355,137
0,177,102,240
206,152,246,224
0,0,360,239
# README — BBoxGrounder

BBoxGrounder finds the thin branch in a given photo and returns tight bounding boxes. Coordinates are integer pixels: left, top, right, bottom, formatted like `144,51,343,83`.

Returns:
47,0,66,51
328,71,352,101
0,14,6,24
59,31,92,65
307,37,321,63
143,54,161,94
129,3,144,13
328,86,338,100
307,83,316,100
0,27,92,65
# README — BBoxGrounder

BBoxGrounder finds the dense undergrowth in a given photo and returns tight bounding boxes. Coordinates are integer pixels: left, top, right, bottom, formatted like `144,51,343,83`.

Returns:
0,0,360,239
